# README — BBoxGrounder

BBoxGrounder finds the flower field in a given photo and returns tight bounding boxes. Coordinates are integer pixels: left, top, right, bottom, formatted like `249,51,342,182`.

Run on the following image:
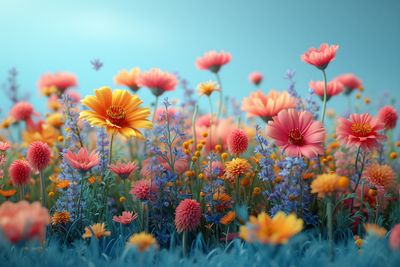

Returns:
0,44,400,267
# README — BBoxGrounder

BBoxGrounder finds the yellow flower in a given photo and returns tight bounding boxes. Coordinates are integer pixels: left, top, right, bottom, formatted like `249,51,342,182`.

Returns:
127,232,157,252
239,212,303,245
23,123,58,147
82,223,111,239
311,173,344,198
51,211,71,225
364,223,387,238
46,113,64,128
80,87,153,138
197,81,220,96
224,158,251,183
220,211,236,225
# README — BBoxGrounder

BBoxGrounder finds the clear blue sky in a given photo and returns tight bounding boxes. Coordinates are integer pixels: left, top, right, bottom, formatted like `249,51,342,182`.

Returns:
1,0,399,116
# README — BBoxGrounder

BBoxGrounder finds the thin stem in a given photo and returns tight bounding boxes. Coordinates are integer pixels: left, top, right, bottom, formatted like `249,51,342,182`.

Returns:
152,96,159,123
182,231,188,257
39,170,46,207
321,69,328,125
215,73,223,121
18,184,24,201
109,134,115,165
142,202,148,232
326,196,334,261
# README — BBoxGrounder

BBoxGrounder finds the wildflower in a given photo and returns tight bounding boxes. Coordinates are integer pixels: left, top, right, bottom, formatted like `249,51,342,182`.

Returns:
301,43,339,70
82,223,111,239
46,113,64,128
221,152,229,160
389,224,400,250
27,141,51,171
390,152,397,159
114,68,141,92
130,179,158,201
127,232,157,252
0,201,50,243
88,176,96,184
119,196,126,203
336,113,385,150
378,105,398,130
48,191,55,197
224,158,251,183
0,141,10,151
220,211,236,225
241,90,296,122
364,223,387,238
363,163,395,190
197,81,220,96
227,128,249,155
51,211,71,225
112,211,138,225
109,161,138,180
309,80,343,101
9,101,35,122
248,72,263,86
9,159,31,186
266,109,325,158
334,73,362,95
252,187,261,196
56,180,70,190
364,98,370,104
64,148,99,173
137,68,178,96
311,173,348,198
239,211,303,244
354,235,363,248
175,199,202,233
37,72,77,95
0,189,17,198
196,50,231,73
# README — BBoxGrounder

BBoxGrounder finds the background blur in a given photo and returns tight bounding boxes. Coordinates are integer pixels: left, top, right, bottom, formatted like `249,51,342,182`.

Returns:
1,0,399,116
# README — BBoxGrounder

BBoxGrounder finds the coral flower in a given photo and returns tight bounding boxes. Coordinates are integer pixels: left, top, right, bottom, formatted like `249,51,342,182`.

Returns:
0,189,17,198
241,90,296,122
0,141,10,151
363,163,395,190
336,113,385,150
227,128,249,155
109,161,138,180
249,72,263,86
239,211,303,245
127,232,158,252
197,81,220,96
224,158,252,183
311,173,348,198
130,179,158,201
80,87,153,138
63,148,99,173
301,43,339,70
334,73,362,95
112,211,138,225
27,141,51,171
37,72,77,95
309,80,343,101
196,117,236,153
220,211,236,225
266,109,326,158
51,211,71,225
389,224,400,250
0,201,50,243
9,159,31,186
137,68,178,97
9,101,35,122
196,50,231,73
82,223,111,239
364,223,387,238
175,199,202,233
378,105,398,130
114,68,141,92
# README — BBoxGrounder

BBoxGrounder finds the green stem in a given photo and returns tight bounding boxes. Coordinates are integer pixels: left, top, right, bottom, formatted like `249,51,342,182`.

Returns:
18,184,24,201
215,73,223,121
152,96,159,123
39,170,46,207
109,134,114,165
182,231,188,257
142,202,148,232
326,196,334,261
321,69,328,125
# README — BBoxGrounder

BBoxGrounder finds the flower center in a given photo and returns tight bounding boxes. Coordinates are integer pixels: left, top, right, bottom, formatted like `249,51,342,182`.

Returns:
351,123,372,137
106,105,126,125
288,128,304,146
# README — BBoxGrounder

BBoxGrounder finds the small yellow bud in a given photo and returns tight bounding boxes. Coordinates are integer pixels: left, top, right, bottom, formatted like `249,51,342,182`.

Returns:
48,191,55,197
389,152,397,159
221,152,229,160
119,196,126,203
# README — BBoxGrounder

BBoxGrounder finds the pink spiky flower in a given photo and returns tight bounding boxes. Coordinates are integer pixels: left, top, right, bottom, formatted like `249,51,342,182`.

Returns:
109,161,138,180
301,43,339,70
378,105,398,130
9,101,35,122
227,128,249,155
175,199,201,233
137,68,178,97
63,148,99,173
309,80,343,101
112,211,138,225
266,109,326,158
248,72,263,86
9,159,31,186
27,141,51,171
196,50,231,73
130,179,158,201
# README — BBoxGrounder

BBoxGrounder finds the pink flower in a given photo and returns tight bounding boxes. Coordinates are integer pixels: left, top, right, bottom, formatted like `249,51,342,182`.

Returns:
266,109,326,158
37,72,77,94
65,90,81,104
130,179,158,201
309,80,343,101
336,113,386,150
334,73,362,95
241,90,296,122
227,128,249,155
196,50,231,73
204,160,225,179
27,141,51,171
0,201,50,244
63,148,99,172
175,199,201,232
248,72,263,86
112,211,138,225
196,114,216,128
109,161,138,180
137,68,178,97
196,117,236,153
0,141,10,151
9,159,31,186
389,224,400,250
155,107,179,124
301,43,339,70
378,105,398,130
9,101,35,122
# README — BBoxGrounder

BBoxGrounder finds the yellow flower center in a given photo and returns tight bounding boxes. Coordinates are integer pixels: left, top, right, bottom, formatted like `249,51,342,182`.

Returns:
351,123,372,137
288,128,304,146
106,105,126,125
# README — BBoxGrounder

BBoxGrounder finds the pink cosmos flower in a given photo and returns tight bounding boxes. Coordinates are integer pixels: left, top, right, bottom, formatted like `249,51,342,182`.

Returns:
196,50,231,73
37,72,77,94
389,224,400,250
309,80,343,101
336,113,386,150
0,201,50,244
109,161,138,180
301,43,339,70
241,90,296,122
248,72,263,86
137,68,178,97
63,148,99,172
9,101,36,122
175,199,201,232
0,141,10,151
112,211,138,225
266,109,326,158
378,105,398,130
334,73,362,95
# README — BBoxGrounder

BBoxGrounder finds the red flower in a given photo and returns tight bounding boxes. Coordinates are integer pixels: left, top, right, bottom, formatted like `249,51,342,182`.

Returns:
248,72,263,86
301,43,339,70
175,199,201,232
378,105,398,130
27,141,51,171
227,128,249,155
9,159,31,186
63,148,99,172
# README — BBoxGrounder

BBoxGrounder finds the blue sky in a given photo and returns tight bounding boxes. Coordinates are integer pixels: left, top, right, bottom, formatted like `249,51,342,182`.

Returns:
1,0,399,116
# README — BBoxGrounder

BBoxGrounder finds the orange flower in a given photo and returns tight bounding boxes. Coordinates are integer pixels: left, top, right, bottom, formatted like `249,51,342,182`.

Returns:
0,189,17,198
220,211,236,225
311,173,348,198
80,87,153,138
114,68,141,92
364,223,387,238
57,180,70,190
82,223,111,239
